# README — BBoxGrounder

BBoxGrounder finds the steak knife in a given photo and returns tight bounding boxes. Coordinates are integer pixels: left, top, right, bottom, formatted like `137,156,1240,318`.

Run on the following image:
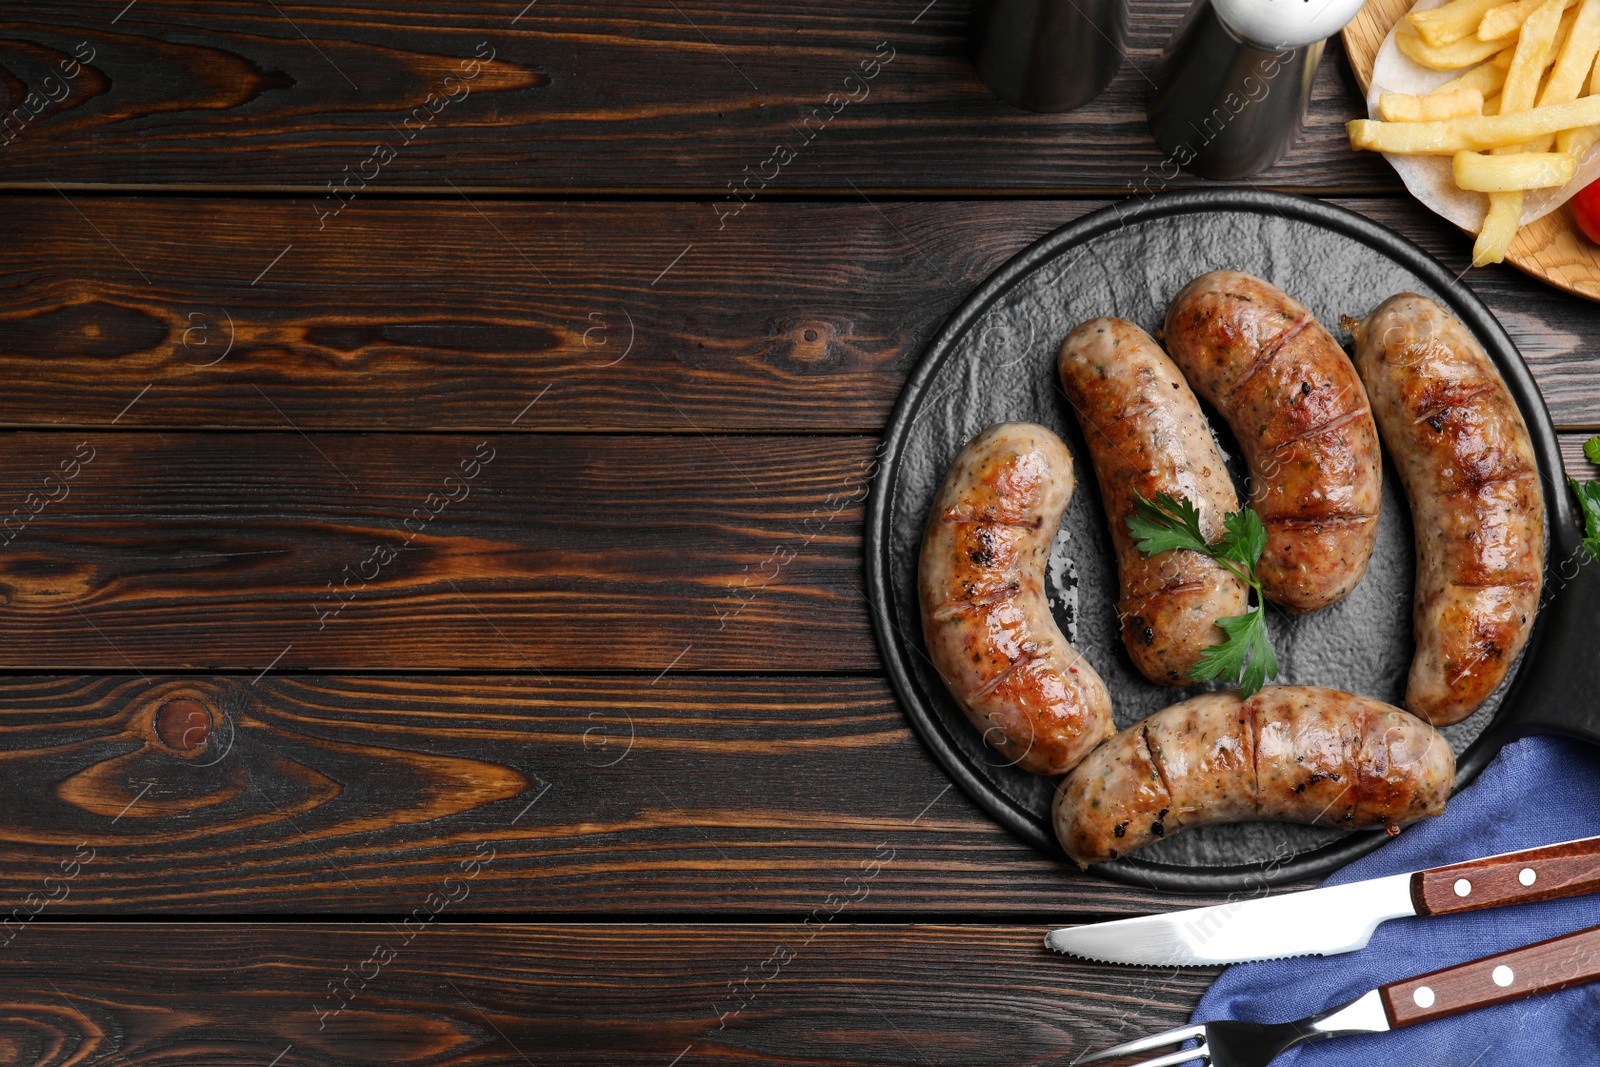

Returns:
1046,835,1600,966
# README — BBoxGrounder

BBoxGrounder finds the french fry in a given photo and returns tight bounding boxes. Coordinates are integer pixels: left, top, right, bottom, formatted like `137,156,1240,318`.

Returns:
1380,87,1486,119
1539,0,1600,102
1348,94,1600,151
1558,123,1600,155
1435,60,1509,95
1398,27,1516,68
1501,0,1569,110
1473,191,1523,263
1490,6,1578,62
1523,0,1600,146
1453,148,1578,186
1557,32,1600,155
1484,91,1504,112
1475,0,1560,263
1479,0,1578,40
1409,0,1508,46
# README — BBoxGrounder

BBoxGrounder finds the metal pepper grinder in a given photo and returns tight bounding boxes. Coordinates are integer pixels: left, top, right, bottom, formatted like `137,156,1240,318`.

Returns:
1147,0,1367,178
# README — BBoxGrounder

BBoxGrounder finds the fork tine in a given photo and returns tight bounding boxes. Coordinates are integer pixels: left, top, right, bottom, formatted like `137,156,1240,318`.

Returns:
1075,1023,1207,1064
1120,1043,1203,1067
1119,1043,1209,1067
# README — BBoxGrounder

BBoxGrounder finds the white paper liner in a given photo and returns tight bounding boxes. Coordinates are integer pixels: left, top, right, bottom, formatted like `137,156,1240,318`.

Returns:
1368,0,1600,229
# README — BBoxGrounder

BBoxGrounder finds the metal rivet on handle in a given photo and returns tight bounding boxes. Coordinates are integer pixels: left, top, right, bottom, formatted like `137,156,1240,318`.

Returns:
1454,878,1472,897
1414,986,1436,1008
1519,868,1537,886
1493,966,1515,987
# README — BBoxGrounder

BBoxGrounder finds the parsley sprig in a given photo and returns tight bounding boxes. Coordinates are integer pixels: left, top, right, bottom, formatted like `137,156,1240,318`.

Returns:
1570,434,1600,563
1126,492,1280,699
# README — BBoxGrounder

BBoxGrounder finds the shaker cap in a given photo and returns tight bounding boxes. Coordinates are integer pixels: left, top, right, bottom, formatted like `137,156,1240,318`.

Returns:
1213,0,1368,49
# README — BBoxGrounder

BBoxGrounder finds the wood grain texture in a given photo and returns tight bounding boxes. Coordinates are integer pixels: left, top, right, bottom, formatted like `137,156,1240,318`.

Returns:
7,196,1600,432
1381,924,1600,1026
0,674,1245,914
1559,433,1600,470
0,924,1216,1064
1414,836,1600,916
0,1,1388,192
1342,0,1600,302
0,433,875,671
0,197,1040,433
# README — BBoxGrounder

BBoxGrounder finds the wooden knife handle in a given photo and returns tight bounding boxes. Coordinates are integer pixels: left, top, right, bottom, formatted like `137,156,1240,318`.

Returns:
1411,835,1600,916
1380,924,1600,1028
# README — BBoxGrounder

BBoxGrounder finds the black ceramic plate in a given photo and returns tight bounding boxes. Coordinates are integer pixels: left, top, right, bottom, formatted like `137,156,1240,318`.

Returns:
865,189,1592,892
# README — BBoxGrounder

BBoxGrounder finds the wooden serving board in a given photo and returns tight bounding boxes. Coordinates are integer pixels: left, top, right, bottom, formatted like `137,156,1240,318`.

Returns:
1343,0,1600,299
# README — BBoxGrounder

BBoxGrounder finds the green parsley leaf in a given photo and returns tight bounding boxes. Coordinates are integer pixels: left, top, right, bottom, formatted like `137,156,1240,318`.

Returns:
1216,507,1267,570
1238,610,1279,698
1569,476,1600,564
1189,608,1278,699
1188,612,1253,683
1126,492,1209,556
1584,436,1600,466
1127,492,1280,697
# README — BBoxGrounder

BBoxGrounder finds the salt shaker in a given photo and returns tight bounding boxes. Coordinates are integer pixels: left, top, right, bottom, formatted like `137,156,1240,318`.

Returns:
971,0,1129,113
1147,0,1368,178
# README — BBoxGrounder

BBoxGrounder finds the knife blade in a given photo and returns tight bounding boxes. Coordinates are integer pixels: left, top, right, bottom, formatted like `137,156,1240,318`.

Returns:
1046,833,1600,966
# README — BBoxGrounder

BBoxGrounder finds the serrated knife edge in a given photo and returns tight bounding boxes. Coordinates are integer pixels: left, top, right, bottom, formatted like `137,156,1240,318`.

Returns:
1045,871,1418,966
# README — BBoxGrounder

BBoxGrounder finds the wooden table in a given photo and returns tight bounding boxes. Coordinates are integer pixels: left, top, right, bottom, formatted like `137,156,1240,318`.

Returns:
2,3,1597,1063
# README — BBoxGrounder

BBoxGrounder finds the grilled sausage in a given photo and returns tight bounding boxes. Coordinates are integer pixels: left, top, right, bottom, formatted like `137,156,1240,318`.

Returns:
1164,271,1382,613
920,423,1115,776
1058,317,1250,685
1054,685,1454,867
1350,294,1544,726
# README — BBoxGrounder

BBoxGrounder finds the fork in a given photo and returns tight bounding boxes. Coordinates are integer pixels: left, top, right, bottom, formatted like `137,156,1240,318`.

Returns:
1077,923,1600,1067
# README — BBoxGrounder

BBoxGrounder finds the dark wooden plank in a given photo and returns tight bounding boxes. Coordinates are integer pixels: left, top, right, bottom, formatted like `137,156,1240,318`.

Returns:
0,1,1386,192
2,924,1214,1064
0,433,876,671
0,674,1235,915
1560,433,1599,472
0,197,1047,433
8,196,1600,433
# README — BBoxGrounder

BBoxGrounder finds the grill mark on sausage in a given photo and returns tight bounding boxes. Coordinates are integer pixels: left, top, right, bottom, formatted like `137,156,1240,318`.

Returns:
1100,400,1162,429
1443,646,1504,684
1447,577,1541,591
1454,467,1537,492
1409,384,1496,425
1140,724,1176,801
1260,403,1375,452
968,646,1040,701
940,515,1046,528
1221,312,1316,404
1063,394,1167,483
1262,513,1378,529
1120,580,1212,614
929,581,1024,619
1345,700,1372,817
1245,698,1262,816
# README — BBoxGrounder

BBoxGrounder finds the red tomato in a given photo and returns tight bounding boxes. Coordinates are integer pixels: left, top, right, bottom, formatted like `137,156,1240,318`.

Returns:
1573,179,1600,245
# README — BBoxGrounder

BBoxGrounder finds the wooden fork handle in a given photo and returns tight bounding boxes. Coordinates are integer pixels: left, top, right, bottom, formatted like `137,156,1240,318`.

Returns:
1412,835,1600,916
1380,924,1600,1027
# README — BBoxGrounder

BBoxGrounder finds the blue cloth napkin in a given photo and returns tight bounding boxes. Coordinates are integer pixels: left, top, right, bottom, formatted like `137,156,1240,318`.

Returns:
1190,735,1600,1067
